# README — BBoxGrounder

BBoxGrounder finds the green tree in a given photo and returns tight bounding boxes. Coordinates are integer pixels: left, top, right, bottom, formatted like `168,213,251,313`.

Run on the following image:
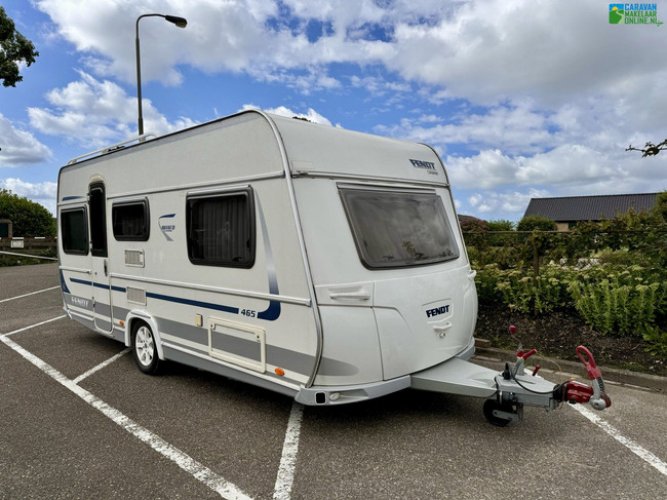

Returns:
0,189,55,237
516,215,557,232
516,216,557,274
655,191,667,222
0,6,39,87
486,219,515,231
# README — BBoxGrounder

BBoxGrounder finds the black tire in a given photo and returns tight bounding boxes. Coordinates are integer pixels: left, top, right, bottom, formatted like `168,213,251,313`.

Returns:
132,321,162,375
483,399,513,427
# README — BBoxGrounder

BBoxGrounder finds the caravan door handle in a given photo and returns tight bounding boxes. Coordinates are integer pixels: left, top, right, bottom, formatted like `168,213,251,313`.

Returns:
329,290,371,301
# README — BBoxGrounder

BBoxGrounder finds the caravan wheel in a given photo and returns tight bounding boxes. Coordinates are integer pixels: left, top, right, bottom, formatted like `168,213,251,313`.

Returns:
132,322,162,375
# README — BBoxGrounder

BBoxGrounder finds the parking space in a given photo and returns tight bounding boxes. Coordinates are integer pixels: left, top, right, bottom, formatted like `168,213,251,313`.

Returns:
1,264,666,499
0,262,59,301
0,333,219,499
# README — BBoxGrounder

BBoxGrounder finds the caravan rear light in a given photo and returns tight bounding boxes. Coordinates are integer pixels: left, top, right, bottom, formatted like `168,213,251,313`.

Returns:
274,368,285,377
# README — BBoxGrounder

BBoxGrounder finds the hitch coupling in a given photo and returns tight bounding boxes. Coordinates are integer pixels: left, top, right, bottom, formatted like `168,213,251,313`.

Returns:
485,344,611,426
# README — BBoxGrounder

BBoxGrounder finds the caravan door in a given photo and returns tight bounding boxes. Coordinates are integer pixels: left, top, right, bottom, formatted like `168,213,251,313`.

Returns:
88,182,113,334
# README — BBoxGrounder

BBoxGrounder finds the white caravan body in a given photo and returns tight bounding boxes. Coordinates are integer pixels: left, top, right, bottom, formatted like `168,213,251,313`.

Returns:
57,110,479,405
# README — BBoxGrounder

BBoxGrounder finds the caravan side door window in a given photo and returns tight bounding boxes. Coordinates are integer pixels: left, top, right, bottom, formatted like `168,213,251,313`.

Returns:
186,189,255,268
89,183,108,257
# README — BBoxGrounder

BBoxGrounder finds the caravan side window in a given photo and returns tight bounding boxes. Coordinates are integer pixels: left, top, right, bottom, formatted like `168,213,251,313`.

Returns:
112,200,150,241
61,208,89,255
186,189,255,268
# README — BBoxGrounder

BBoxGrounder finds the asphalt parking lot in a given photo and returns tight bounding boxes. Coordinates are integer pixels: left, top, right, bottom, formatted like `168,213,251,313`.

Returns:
1,263,666,499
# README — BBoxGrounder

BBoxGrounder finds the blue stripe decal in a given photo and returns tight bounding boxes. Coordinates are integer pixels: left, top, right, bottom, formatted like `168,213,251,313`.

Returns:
258,299,280,321
69,278,239,315
146,291,239,314
62,195,84,201
70,277,92,286
256,197,281,321
70,277,125,293
69,277,123,292
59,270,71,294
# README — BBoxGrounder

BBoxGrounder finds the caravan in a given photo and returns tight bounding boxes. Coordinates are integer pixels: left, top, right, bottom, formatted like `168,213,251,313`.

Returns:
58,110,609,425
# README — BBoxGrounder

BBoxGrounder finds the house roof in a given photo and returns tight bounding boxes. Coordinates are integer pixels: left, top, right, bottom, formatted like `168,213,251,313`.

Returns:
524,193,659,222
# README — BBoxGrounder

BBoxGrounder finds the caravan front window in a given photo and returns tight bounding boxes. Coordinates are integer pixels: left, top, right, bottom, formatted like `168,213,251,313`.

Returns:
186,189,255,268
340,188,459,269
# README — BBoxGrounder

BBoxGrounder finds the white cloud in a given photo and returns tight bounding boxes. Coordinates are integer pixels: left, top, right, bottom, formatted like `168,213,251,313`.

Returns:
0,114,52,166
464,188,550,217
446,149,519,189
0,178,58,214
446,144,666,197
258,67,341,94
377,102,555,155
241,104,333,125
34,1,667,117
28,71,196,147
349,75,412,99
35,0,391,91
388,1,666,107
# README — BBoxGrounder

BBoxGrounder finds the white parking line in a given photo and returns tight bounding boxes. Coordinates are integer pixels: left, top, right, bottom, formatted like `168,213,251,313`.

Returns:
521,368,667,477
1,323,254,500
3,315,67,337
0,285,61,304
570,403,667,476
72,348,131,385
273,402,304,500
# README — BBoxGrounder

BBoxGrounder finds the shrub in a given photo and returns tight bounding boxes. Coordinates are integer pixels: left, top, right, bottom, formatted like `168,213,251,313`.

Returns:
476,264,573,315
643,327,667,357
567,267,667,337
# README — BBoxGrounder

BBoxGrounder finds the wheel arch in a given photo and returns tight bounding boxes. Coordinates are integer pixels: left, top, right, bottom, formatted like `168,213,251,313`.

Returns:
124,311,165,361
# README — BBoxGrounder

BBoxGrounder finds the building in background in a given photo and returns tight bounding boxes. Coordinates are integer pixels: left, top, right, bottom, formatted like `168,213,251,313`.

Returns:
523,193,659,231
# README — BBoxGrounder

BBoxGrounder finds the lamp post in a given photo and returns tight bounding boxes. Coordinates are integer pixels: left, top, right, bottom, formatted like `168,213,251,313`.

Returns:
135,13,187,136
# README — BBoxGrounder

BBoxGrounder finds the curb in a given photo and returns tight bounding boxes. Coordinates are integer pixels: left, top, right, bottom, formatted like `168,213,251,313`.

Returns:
473,343,666,393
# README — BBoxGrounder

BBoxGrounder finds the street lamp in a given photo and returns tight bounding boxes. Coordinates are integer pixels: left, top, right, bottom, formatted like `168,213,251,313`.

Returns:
135,13,187,136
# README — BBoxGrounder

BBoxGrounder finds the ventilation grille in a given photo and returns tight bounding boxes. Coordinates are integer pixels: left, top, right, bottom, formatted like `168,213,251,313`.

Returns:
124,249,145,267
126,287,147,305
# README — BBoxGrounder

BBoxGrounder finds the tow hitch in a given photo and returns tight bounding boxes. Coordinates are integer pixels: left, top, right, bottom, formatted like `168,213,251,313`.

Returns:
483,337,612,426
555,346,612,410
410,326,612,426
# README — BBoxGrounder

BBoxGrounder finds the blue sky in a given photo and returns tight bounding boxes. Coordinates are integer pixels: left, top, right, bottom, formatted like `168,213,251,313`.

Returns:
1,0,666,219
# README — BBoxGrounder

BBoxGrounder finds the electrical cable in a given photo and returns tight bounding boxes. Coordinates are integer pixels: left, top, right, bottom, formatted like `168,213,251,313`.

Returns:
509,369,563,395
